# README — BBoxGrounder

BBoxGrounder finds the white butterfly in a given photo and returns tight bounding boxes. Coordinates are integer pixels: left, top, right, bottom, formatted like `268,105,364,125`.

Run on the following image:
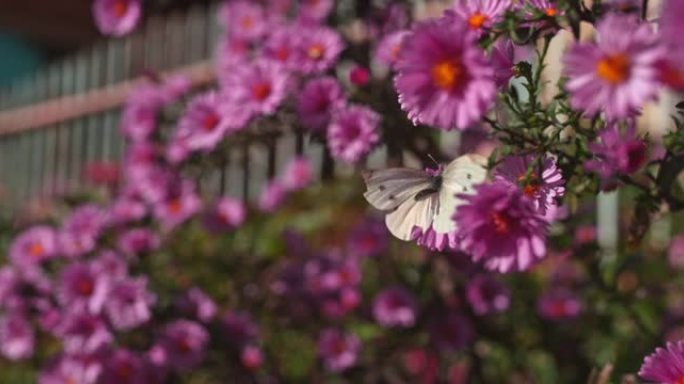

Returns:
363,154,488,242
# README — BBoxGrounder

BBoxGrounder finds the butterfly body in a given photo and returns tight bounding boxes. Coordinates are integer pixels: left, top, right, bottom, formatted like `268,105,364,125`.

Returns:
363,154,488,242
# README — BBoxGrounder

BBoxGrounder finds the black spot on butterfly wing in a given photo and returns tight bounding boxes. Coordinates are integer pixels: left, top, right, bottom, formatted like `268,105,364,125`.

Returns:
379,185,386,191
414,175,443,201
467,173,472,180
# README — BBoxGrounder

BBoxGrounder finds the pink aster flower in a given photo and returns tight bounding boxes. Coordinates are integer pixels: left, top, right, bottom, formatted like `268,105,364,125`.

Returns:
91,250,128,280
452,0,511,32
347,217,388,257
218,0,266,41
327,105,380,164
241,345,264,371
204,197,247,232
108,196,147,225
39,354,103,384
494,155,565,215
298,0,334,22
296,77,345,133
100,349,147,384
57,311,113,354
280,156,313,191
453,181,548,273
563,14,664,120
656,0,684,91
639,340,684,383
394,13,496,130
295,26,344,74
375,30,409,68
117,228,161,256
527,0,562,17
215,35,251,71
176,287,217,323
57,262,110,314
105,277,156,331
349,65,370,86
258,180,287,213
175,92,248,152
59,204,109,258
466,275,510,315
159,320,209,371
262,25,301,69
153,180,202,230
92,0,141,37
221,311,259,348
0,313,35,361
491,38,515,88
318,329,361,372
537,287,582,320
584,123,647,189
221,59,289,118
372,287,418,328
9,226,58,267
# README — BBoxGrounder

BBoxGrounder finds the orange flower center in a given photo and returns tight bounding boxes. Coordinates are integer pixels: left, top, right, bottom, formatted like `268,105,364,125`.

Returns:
390,43,402,61
202,113,220,132
545,7,557,17
27,242,45,258
240,16,254,30
112,0,128,18
518,173,540,197
659,62,684,89
596,54,631,84
307,44,325,60
431,60,463,91
168,199,183,214
77,279,95,296
491,212,511,234
252,82,272,101
176,337,193,353
675,377,684,384
274,47,290,61
115,363,133,379
468,13,488,29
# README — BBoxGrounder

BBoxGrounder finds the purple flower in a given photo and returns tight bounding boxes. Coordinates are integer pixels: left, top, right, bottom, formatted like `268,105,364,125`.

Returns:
327,104,380,164
58,263,110,314
296,77,345,133
563,14,664,120
175,92,246,152
59,204,108,258
394,13,496,130
298,0,334,22
258,180,287,212
280,156,313,191
159,320,209,371
9,226,58,267
221,59,289,119
537,287,583,320
466,275,511,315
527,0,562,17
240,345,264,371
262,25,300,69
661,0,684,53
491,38,515,88
639,340,684,383
429,312,475,351
153,180,202,230
91,250,128,281
176,287,217,323
347,217,388,257
204,197,247,232
374,30,409,68
117,228,161,256
584,123,647,189
0,266,52,312
39,354,103,384
57,311,112,354
105,277,156,331
494,155,565,214
349,65,370,86
372,287,418,328
221,311,259,347
0,313,35,361
92,0,141,37
452,0,511,32
295,26,344,74
453,181,548,273
100,349,147,384
669,235,684,270
218,0,266,41
318,329,361,372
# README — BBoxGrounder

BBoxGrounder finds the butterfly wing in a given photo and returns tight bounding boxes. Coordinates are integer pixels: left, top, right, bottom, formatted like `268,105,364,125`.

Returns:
431,154,488,234
385,193,438,241
363,168,431,211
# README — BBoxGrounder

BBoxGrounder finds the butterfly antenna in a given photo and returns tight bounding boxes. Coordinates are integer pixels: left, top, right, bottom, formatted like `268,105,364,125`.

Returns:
427,154,439,167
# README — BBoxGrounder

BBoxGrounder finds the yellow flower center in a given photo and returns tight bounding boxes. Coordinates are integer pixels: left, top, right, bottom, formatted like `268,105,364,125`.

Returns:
596,54,631,84
307,44,325,60
431,60,463,91
468,13,488,29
